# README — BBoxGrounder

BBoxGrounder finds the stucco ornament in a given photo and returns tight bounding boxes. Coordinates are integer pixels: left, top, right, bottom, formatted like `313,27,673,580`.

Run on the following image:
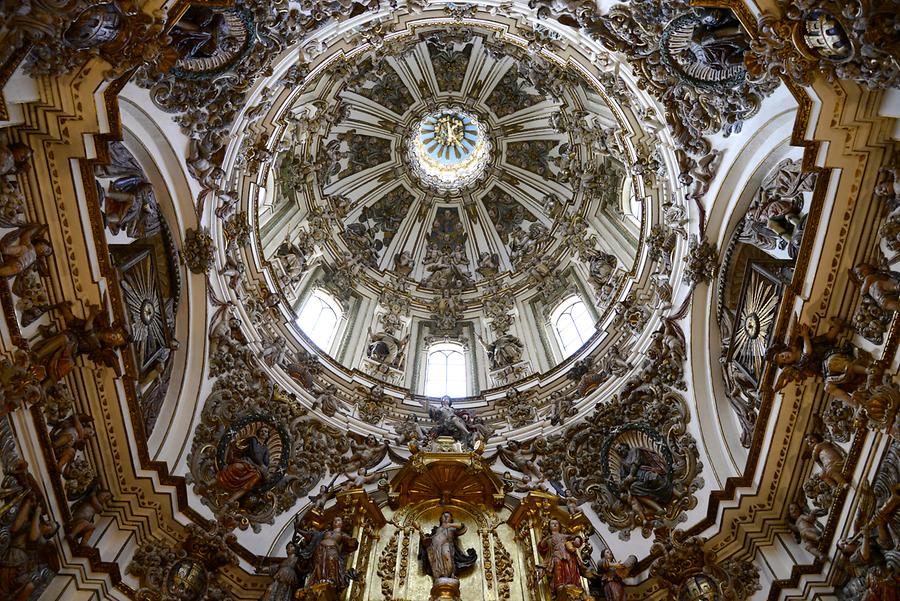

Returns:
128,519,239,601
190,312,348,530
182,228,216,274
541,320,701,539
649,530,761,600
745,0,900,90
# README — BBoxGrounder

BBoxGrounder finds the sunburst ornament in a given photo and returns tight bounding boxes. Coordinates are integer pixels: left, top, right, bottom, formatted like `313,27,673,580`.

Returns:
408,108,491,190
120,254,169,369
732,269,780,379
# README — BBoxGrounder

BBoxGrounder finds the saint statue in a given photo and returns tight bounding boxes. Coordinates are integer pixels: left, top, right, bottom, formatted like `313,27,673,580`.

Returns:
420,396,476,447
587,549,635,601
261,543,300,601
296,516,359,593
615,441,673,516
417,511,478,588
537,518,585,595
215,425,272,503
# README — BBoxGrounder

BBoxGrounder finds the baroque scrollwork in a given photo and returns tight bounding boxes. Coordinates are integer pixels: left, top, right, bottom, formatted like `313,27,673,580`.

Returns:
746,0,900,90
128,519,238,601
542,368,702,539
649,530,761,600
190,313,348,529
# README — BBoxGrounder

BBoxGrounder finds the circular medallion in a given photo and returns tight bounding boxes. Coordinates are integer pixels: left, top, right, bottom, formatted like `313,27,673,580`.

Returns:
743,312,760,339
166,559,208,601
140,299,156,324
407,108,491,191
678,574,722,601
660,11,748,90
799,10,853,62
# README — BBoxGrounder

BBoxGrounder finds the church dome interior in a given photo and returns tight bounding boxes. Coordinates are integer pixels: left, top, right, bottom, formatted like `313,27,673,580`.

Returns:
0,0,898,600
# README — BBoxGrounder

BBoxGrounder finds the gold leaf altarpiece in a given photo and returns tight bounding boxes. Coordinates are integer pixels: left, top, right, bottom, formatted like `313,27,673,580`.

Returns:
293,441,595,601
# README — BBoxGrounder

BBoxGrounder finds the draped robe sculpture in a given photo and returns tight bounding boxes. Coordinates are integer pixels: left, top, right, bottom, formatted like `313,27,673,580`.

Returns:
417,511,477,599
537,518,584,596
297,516,359,594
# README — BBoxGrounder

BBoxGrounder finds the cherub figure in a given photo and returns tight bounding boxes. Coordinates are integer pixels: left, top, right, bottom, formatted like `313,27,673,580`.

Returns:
549,391,576,426
805,432,847,489
343,434,387,473
340,467,380,492
0,142,33,177
219,251,244,289
789,502,827,560
50,413,95,473
468,416,495,444
30,300,129,388
498,440,543,481
0,223,52,278
66,488,112,546
307,480,337,510
767,320,872,405
560,489,581,515
851,263,900,312
313,384,342,417
395,414,426,445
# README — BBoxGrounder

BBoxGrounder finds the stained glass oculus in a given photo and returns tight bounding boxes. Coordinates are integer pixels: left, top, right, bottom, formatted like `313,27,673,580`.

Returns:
408,108,491,190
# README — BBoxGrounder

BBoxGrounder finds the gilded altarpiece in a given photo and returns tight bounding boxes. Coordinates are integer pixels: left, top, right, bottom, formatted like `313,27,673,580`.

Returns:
303,447,577,601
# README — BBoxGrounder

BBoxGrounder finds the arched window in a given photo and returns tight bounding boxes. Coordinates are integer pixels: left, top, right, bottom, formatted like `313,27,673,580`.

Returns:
296,289,341,351
551,295,595,357
423,342,467,398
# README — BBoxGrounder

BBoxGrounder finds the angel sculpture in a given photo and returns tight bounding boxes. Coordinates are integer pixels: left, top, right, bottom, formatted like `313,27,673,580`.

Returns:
339,467,381,492
550,391,577,426
767,320,873,405
50,413,95,473
29,300,129,389
804,432,848,489
99,175,159,239
476,251,500,279
789,502,827,560
395,414,427,445
560,489,581,516
0,223,52,278
0,460,59,601
837,482,900,599
66,488,112,546
498,440,544,481
343,434,388,473
393,250,414,277
467,416,495,445
851,263,900,312
313,384,342,417
0,141,32,177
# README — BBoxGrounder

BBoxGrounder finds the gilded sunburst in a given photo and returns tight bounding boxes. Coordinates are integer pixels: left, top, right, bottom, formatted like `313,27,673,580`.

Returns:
121,254,168,365
732,269,780,378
